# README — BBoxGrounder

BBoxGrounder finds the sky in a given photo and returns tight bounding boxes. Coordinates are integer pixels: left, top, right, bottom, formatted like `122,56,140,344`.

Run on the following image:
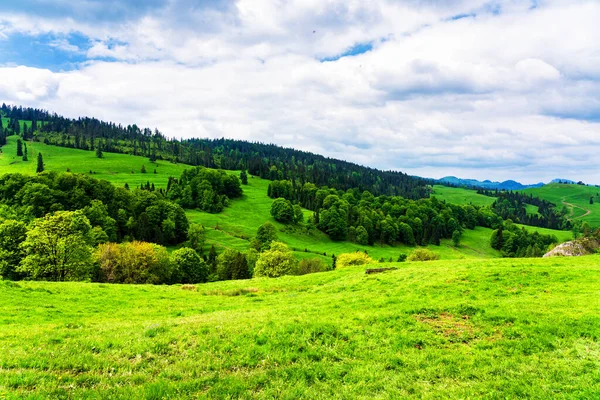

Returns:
0,0,599,184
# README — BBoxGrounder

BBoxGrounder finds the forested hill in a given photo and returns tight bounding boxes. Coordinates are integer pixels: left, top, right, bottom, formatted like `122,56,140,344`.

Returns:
0,104,431,199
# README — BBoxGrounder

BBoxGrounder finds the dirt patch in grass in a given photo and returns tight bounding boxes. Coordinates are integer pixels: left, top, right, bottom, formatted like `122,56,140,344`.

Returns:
415,312,477,342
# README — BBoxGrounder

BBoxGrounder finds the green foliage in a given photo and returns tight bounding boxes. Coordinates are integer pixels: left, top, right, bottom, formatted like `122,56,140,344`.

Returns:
270,198,294,223
0,220,27,280
167,166,242,213
184,223,206,253
240,170,248,185
19,211,94,281
337,252,374,268
295,258,329,275
170,247,208,284
36,152,44,173
0,172,188,246
490,221,558,258
452,229,462,247
216,249,251,281
95,241,172,284
407,248,440,261
253,241,297,278
251,221,278,251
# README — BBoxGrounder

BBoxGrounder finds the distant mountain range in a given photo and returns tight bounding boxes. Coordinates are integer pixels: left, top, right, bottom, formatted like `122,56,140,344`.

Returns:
437,176,545,190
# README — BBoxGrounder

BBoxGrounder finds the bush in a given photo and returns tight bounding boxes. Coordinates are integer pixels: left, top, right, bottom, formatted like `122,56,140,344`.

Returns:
95,241,173,284
407,248,440,262
170,247,208,284
270,198,294,223
254,242,297,278
337,252,375,268
295,258,329,275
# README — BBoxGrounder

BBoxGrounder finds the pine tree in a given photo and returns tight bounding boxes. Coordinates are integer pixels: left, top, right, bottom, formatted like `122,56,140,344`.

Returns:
16,139,23,156
36,153,44,173
96,143,103,158
22,143,28,161
240,170,248,185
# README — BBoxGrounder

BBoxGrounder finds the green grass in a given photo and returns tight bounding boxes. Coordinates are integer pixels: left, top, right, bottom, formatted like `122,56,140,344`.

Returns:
515,224,573,243
523,183,600,227
0,135,189,189
2,255,600,398
431,185,496,207
188,177,502,262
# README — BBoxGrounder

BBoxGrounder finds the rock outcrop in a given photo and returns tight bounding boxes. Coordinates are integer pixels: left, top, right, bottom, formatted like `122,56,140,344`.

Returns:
543,238,599,257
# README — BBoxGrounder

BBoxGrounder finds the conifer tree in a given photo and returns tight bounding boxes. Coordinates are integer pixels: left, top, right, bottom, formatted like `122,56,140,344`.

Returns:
22,143,28,161
36,153,44,173
16,139,23,156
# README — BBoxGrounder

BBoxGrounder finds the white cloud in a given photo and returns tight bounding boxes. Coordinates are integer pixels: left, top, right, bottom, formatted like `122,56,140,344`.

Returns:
0,0,599,184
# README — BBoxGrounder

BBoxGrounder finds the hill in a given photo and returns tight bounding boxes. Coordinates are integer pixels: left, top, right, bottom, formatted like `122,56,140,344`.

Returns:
0,135,502,262
438,176,544,190
0,135,189,189
431,185,496,207
0,105,430,199
523,183,600,227
2,255,600,398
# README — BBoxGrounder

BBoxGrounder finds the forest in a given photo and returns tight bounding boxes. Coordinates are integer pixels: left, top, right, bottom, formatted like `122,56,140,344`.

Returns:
477,189,570,230
0,104,431,199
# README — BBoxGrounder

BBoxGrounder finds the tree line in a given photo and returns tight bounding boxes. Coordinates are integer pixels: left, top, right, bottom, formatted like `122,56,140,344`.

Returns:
1,104,432,199
268,179,503,246
476,189,570,230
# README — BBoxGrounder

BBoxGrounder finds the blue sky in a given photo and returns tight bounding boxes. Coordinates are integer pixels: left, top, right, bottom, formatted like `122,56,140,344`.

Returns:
0,0,599,183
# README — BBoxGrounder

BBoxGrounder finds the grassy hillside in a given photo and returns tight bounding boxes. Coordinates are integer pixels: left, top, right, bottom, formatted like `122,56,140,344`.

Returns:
523,183,600,227
2,255,600,398
0,136,504,261
0,135,189,189
431,185,495,207
433,185,541,216
188,177,502,261
515,224,573,243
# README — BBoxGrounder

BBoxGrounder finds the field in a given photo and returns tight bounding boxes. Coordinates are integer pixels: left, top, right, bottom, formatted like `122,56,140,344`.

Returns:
2,255,600,398
0,135,189,189
432,185,540,215
515,224,573,243
523,183,600,227
431,185,495,207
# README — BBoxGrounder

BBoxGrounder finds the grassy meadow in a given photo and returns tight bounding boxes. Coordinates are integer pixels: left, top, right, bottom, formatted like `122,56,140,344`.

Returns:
2,255,600,399
0,135,189,189
524,183,600,227
431,185,495,207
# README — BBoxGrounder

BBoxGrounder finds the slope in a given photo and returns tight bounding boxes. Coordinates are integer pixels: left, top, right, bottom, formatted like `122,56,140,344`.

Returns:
2,255,600,398
0,136,501,261
523,183,600,227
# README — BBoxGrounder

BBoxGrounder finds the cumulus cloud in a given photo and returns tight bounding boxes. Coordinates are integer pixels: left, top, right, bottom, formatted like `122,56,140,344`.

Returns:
0,0,599,183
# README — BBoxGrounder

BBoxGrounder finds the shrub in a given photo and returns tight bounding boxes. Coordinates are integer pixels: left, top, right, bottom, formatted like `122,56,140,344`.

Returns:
171,247,208,284
95,241,173,284
254,242,297,278
407,248,440,262
295,258,329,275
337,252,375,268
